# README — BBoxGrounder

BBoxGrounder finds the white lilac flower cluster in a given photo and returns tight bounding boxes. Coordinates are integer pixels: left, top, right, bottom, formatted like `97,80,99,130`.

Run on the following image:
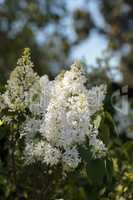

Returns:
21,63,107,170
1,49,107,171
1,48,39,112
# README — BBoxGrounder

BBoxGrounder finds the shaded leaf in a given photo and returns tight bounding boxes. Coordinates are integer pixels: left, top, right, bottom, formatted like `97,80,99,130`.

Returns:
86,159,106,185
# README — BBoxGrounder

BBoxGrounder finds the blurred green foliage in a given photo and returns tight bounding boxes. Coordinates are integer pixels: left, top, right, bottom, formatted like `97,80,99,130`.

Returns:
0,0,132,86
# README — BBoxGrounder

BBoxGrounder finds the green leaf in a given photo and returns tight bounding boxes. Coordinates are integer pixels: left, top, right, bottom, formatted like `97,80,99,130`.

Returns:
104,112,116,135
123,141,133,161
86,159,106,185
105,159,113,182
99,123,110,145
99,111,116,143
0,119,4,127
94,115,102,129
79,145,92,162
0,130,6,140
